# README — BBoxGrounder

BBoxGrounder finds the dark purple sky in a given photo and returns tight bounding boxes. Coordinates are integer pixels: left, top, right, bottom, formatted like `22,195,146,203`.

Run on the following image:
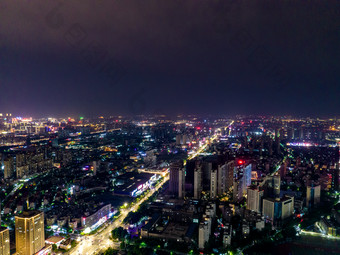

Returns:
0,0,339,117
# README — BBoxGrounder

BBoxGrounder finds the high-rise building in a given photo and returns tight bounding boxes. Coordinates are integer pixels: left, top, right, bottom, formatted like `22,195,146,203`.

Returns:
259,137,264,157
217,164,225,196
178,167,185,199
299,127,304,139
0,227,10,255
169,161,183,197
281,196,294,220
175,134,188,145
4,157,14,179
306,185,321,209
15,211,45,255
280,161,287,178
331,161,339,192
275,129,280,154
233,178,244,202
232,163,252,202
222,223,232,247
225,161,235,190
262,198,276,222
273,175,281,197
242,164,252,190
246,186,264,213
184,160,196,197
176,134,181,145
264,175,281,198
198,220,210,249
217,161,234,196
92,161,98,176
210,169,217,198
202,161,212,191
269,138,273,156
198,203,215,249
287,127,294,140
262,196,294,223
194,163,202,199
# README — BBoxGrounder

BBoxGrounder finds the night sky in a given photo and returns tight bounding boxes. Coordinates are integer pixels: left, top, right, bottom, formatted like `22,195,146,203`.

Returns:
1,0,339,117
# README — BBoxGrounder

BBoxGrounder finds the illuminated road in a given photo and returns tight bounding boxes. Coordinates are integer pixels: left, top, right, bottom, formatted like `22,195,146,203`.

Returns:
67,176,169,255
89,128,121,135
300,229,340,240
187,120,234,162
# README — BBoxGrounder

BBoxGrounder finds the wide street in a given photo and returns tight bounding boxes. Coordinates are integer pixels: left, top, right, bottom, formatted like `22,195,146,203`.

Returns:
68,175,169,255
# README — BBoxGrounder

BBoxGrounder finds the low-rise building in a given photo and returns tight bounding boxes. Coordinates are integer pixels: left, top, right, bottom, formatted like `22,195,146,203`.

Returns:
319,218,336,236
45,236,65,248
81,204,111,230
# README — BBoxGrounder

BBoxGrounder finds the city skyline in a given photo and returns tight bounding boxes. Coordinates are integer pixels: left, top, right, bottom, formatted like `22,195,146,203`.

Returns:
0,113,339,254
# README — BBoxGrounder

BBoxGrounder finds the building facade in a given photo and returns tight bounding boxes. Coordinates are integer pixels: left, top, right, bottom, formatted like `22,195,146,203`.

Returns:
0,227,10,255
306,185,321,209
247,186,264,213
194,165,202,199
15,211,45,255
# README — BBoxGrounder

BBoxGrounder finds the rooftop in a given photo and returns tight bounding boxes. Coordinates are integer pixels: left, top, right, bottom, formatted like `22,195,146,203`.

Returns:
16,210,43,218
46,236,65,244
0,227,9,232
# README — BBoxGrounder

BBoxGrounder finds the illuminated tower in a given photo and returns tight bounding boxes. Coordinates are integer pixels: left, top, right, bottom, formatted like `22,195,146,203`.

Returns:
15,211,45,255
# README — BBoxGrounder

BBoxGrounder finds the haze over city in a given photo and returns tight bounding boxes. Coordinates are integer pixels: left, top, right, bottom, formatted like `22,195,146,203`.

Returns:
1,0,339,117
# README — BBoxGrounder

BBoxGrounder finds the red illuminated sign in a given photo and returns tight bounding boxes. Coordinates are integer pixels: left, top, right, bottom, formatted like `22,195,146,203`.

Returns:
238,160,245,165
